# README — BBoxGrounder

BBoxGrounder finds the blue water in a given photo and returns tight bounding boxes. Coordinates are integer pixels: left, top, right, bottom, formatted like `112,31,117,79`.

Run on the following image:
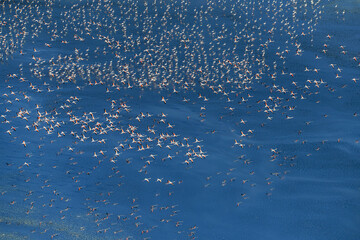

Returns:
0,0,359,239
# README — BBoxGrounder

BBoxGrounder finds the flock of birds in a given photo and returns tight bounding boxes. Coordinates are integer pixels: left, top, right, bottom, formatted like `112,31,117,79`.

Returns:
0,0,359,239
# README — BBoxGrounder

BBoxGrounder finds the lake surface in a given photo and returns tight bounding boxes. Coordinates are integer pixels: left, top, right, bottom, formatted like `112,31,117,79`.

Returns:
0,0,359,239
